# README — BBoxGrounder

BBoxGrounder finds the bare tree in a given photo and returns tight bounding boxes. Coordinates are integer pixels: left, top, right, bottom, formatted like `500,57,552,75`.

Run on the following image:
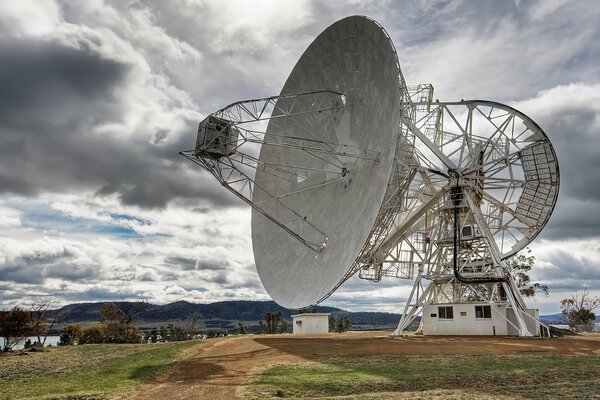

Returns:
187,313,200,338
99,300,150,343
30,300,58,347
0,306,31,351
100,300,151,327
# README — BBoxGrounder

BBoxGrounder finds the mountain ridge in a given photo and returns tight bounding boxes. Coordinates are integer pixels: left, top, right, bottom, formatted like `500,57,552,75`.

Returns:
48,300,400,327
46,300,583,327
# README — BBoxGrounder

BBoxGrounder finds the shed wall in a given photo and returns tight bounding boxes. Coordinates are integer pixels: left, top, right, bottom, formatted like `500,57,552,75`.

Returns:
292,314,330,334
422,303,509,336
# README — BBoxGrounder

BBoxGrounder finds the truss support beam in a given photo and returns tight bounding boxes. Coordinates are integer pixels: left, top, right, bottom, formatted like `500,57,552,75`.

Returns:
400,113,456,170
369,189,443,261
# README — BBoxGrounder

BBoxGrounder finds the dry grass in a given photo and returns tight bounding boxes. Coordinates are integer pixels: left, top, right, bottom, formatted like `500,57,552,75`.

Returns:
0,344,157,381
0,341,201,400
248,354,600,399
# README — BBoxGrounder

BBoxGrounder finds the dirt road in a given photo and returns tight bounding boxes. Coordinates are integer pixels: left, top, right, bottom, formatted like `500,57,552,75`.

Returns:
135,332,600,399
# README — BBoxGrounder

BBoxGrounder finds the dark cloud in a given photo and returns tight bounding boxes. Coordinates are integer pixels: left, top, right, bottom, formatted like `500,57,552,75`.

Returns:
165,256,197,271
0,265,45,284
195,259,229,271
46,263,100,281
543,198,600,240
0,249,99,285
533,104,600,239
209,271,230,285
0,288,27,301
61,287,141,302
0,36,237,208
537,251,600,282
0,38,124,114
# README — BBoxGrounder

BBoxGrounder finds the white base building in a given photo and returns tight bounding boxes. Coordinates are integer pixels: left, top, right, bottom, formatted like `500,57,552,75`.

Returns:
291,313,331,334
422,303,540,336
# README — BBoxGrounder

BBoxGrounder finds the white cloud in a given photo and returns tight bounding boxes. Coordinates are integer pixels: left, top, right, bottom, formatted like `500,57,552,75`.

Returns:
399,3,600,101
0,206,21,228
1,1,599,316
515,82,600,124
0,0,61,36
527,0,569,21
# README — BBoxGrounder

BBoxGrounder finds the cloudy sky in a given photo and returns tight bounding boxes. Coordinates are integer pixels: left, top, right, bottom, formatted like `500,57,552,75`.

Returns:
1,0,599,314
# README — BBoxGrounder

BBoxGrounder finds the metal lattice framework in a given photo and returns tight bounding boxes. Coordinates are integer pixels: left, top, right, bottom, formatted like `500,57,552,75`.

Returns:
181,89,381,252
181,85,559,336
354,85,560,336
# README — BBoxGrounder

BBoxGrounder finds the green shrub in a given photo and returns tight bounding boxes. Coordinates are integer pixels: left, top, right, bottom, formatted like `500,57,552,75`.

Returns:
82,324,106,344
59,324,84,346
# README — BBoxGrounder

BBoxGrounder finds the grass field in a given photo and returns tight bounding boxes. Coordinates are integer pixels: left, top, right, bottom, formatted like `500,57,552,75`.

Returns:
2,334,600,399
249,354,600,399
0,341,200,400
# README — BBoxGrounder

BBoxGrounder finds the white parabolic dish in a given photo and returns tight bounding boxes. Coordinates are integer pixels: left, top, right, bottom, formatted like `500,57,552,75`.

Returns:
251,16,403,308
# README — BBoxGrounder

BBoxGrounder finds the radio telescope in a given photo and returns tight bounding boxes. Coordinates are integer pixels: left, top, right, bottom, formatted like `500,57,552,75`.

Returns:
181,16,559,337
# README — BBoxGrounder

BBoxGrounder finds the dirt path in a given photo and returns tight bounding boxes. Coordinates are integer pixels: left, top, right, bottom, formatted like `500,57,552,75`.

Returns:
134,335,306,400
135,333,600,399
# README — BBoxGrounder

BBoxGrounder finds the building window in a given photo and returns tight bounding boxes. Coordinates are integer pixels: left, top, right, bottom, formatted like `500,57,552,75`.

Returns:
438,306,454,319
475,305,492,319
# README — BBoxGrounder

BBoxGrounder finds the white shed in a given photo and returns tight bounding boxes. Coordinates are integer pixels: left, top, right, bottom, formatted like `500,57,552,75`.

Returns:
422,303,541,336
291,313,331,334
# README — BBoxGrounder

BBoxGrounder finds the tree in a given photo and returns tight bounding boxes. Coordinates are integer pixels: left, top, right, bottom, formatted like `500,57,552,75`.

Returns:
59,324,84,346
504,249,548,298
99,301,150,326
561,288,600,331
173,324,188,341
259,311,288,334
335,315,352,333
82,325,106,344
148,328,159,343
99,301,147,343
0,306,31,351
30,300,58,347
329,315,336,332
237,322,247,335
187,313,200,338
99,303,124,325
103,321,142,343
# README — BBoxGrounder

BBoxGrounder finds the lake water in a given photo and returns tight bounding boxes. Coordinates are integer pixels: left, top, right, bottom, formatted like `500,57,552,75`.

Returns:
550,324,570,330
549,323,600,332
1,336,61,350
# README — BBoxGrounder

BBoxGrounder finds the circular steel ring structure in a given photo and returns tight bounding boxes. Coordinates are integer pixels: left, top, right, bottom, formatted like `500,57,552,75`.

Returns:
397,100,560,261
251,16,404,308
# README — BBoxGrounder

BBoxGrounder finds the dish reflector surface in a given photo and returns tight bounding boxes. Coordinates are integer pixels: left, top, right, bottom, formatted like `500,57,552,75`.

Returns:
251,16,402,308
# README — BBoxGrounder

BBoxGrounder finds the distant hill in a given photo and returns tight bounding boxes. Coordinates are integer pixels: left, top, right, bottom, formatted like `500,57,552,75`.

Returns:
49,300,400,328
539,313,564,323
47,300,577,330
539,313,600,324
